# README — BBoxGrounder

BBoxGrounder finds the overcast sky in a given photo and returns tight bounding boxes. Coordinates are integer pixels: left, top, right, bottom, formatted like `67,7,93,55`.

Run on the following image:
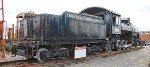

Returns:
0,0,150,31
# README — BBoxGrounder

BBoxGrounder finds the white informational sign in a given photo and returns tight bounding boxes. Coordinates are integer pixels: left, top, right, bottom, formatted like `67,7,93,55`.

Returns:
74,46,86,59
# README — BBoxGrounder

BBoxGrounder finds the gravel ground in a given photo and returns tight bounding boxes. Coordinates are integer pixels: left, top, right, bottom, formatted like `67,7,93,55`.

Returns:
0,46,149,67
67,46,150,67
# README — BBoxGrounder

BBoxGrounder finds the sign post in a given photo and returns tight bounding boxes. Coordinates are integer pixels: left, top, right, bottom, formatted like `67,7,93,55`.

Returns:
74,46,86,59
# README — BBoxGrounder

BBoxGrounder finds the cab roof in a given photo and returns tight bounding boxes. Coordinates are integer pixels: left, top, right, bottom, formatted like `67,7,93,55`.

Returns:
80,7,120,16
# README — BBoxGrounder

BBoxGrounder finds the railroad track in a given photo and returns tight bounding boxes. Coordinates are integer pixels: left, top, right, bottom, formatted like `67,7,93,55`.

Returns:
0,58,38,67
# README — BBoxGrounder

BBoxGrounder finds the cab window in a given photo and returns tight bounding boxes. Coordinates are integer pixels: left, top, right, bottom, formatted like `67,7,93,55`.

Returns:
113,16,120,25
105,14,111,21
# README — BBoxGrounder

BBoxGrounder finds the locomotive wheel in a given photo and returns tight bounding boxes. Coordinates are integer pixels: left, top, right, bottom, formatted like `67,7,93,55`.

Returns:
60,49,69,59
36,48,48,62
116,40,122,50
121,40,126,48
86,47,91,55
106,45,112,52
61,53,69,59
135,42,139,48
99,46,103,52
136,41,143,48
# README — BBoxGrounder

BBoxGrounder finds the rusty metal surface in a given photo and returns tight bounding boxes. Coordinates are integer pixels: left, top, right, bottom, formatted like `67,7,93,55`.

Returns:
140,31,150,41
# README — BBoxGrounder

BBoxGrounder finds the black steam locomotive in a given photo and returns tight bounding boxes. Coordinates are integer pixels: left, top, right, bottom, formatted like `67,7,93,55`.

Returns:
12,7,140,62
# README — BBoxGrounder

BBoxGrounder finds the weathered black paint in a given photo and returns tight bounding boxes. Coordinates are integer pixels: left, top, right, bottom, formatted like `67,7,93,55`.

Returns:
20,12,106,45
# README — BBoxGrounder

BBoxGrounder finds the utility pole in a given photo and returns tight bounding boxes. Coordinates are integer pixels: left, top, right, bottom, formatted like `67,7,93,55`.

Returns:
0,0,5,58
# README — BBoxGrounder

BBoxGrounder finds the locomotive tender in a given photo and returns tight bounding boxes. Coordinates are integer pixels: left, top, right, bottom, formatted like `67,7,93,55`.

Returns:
13,7,139,62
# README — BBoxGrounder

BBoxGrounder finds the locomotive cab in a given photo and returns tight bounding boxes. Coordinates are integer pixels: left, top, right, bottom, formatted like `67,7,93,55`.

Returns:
80,7,122,49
